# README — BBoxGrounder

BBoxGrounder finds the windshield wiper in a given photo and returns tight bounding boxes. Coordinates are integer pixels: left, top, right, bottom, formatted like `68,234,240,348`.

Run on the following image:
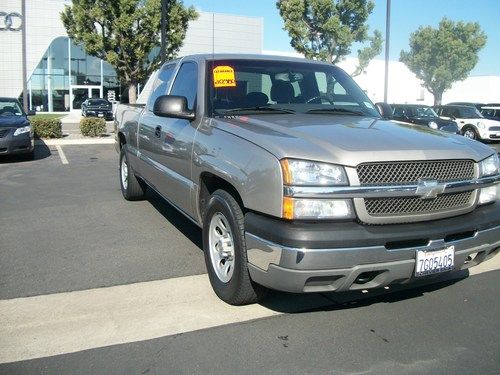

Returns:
306,108,365,116
216,106,296,115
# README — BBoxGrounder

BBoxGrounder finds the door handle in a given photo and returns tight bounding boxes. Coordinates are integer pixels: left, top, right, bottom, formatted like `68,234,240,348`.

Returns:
154,126,161,138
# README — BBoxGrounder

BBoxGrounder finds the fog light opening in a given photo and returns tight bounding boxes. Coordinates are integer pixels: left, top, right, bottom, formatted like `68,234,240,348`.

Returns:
464,252,478,265
354,271,380,285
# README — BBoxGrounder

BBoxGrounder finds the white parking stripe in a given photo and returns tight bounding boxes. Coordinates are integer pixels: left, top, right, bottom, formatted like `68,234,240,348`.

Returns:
55,145,69,165
0,258,498,364
0,274,328,364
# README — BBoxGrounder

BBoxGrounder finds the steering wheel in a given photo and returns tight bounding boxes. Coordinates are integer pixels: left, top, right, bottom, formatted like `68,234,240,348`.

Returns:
306,94,335,104
0,111,16,116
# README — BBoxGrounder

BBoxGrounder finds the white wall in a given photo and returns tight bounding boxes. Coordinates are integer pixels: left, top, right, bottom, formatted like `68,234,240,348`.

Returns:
263,50,500,106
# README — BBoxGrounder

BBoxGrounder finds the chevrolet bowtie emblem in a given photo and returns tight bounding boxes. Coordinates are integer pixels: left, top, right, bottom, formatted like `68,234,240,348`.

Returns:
415,179,446,199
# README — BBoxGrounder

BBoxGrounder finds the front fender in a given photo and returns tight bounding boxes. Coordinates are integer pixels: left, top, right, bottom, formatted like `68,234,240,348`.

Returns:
192,128,283,219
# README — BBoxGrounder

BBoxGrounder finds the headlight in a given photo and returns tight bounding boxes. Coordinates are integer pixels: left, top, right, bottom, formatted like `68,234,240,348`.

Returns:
13,125,31,136
283,197,354,220
478,186,498,205
280,159,348,186
477,122,485,129
480,154,499,177
428,121,438,129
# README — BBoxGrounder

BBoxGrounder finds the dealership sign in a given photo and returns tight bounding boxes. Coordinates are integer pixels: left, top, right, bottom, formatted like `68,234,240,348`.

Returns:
0,12,23,31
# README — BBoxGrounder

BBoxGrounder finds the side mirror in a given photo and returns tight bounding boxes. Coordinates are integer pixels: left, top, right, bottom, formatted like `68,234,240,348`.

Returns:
153,95,195,121
375,102,393,120
27,110,36,116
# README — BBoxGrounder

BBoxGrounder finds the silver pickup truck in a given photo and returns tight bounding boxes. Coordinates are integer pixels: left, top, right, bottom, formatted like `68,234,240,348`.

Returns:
115,54,500,305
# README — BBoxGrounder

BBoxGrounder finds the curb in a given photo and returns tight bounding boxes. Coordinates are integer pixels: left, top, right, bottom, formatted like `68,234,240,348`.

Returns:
35,138,115,146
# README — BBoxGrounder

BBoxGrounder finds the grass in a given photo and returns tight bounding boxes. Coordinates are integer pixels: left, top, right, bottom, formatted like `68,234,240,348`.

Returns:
28,113,65,120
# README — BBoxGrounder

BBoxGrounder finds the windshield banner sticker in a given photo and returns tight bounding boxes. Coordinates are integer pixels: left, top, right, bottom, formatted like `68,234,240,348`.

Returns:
213,66,236,88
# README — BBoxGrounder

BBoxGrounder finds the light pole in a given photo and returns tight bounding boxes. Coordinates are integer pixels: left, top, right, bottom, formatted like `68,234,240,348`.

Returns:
160,0,169,64
383,0,391,103
21,0,28,111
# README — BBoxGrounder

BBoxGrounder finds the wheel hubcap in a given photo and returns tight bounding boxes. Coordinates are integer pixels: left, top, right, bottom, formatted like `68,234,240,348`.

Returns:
121,157,128,189
208,212,235,283
464,130,475,139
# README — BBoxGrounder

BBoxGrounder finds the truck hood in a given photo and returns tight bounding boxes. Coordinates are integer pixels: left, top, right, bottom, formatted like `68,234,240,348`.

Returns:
213,114,493,166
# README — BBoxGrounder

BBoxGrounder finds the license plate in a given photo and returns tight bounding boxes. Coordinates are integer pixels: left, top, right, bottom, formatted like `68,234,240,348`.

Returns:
415,246,454,277
98,113,104,117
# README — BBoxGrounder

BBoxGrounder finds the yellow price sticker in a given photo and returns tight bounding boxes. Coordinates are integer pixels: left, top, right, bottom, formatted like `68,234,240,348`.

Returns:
213,66,236,88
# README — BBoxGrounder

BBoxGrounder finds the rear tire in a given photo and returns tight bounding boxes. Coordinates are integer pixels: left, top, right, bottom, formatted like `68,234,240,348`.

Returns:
119,145,146,201
203,189,267,305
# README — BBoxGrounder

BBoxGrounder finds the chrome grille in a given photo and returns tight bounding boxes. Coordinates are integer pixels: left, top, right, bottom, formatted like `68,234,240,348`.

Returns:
357,160,474,185
365,191,474,216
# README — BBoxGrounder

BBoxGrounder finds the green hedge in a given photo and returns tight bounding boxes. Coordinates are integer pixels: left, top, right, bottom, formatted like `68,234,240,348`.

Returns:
30,118,63,138
80,117,106,137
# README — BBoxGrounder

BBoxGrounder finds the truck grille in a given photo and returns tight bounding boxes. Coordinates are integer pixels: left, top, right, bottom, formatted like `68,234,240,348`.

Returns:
0,128,11,138
357,160,474,185
365,191,474,216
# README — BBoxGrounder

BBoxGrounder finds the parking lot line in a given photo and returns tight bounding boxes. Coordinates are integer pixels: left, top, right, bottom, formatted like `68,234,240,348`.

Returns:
55,145,69,165
1,256,499,365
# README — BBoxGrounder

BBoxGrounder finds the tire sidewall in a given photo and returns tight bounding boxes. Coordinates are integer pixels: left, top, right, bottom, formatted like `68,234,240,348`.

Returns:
203,192,247,302
119,146,130,198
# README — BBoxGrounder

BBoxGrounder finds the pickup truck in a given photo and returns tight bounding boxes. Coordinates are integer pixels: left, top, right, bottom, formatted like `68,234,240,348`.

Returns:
115,54,500,305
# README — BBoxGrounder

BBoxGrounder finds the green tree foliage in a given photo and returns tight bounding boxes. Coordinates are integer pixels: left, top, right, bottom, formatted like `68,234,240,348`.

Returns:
61,0,197,103
276,0,382,75
400,18,487,105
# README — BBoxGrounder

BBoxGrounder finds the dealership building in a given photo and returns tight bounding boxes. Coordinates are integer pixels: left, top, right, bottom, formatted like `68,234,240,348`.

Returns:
0,0,263,112
1,0,498,113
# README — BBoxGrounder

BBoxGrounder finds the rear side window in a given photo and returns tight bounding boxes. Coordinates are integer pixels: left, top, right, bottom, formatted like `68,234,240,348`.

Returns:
147,63,176,111
170,62,198,111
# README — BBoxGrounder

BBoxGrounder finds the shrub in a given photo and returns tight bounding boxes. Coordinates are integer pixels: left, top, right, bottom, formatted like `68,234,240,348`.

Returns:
30,118,63,138
80,117,106,137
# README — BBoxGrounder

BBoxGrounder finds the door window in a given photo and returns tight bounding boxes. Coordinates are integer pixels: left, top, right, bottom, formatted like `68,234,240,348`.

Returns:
170,62,198,111
147,63,176,111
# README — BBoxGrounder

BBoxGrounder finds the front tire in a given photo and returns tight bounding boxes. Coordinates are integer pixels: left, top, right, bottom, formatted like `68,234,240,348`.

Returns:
119,146,145,200
462,126,479,140
203,189,267,305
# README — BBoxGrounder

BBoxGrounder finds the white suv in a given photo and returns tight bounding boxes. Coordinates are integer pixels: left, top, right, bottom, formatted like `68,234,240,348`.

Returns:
434,105,500,142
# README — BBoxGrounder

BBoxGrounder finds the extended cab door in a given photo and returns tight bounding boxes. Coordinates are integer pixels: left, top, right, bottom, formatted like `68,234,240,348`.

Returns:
153,60,199,217
137,63,177,187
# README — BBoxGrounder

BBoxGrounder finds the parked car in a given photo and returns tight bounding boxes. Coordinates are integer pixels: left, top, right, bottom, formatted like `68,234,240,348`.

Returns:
0,97,35,158
81,98,113,120
390,104,459,133
434,104,500,141
480,105,500,122
115,54,500,305
446,102,485,111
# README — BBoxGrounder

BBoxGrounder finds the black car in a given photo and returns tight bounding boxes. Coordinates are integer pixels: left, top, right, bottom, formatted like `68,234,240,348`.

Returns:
0,97,35,158
81,99,113,120
390,104,459,133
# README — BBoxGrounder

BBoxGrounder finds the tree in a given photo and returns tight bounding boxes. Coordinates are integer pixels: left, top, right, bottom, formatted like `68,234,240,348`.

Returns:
400,18,487,105
61,0,197,103
276,0,382,75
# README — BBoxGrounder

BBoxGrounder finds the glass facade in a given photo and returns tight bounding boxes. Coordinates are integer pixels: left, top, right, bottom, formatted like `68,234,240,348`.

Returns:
27,37,121,112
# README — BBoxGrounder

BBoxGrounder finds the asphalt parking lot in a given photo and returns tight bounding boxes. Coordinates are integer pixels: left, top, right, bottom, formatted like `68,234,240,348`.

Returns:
0,142,499,374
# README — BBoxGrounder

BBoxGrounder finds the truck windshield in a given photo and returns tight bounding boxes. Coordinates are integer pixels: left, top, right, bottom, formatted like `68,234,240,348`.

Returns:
207,59,380,118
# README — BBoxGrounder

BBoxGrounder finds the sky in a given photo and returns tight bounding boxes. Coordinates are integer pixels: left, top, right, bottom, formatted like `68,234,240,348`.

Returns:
183,0,500,76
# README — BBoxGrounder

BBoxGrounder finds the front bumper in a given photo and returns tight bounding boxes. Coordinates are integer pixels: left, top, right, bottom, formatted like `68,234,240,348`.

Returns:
245,203,500,293
86,110,113,120
0,131,34,155
479,128,500,140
